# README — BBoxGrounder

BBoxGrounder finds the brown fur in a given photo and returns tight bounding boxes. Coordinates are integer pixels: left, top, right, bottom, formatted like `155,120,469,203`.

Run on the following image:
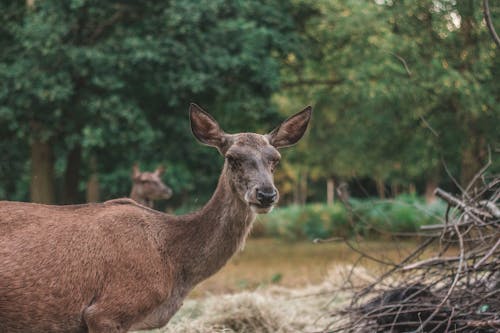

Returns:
0,104,311,332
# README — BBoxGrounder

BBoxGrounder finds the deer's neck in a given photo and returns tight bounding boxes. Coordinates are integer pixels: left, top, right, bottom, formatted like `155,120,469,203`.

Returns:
167,164,255,285
130,186,148,207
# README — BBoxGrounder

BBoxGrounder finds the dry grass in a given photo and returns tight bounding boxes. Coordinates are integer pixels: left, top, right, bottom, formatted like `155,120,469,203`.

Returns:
191,238,425,296
156,264,373,333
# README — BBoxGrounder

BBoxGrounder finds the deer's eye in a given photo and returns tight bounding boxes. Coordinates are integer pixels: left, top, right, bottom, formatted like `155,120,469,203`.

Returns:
270,159,280,171
226,155,240,166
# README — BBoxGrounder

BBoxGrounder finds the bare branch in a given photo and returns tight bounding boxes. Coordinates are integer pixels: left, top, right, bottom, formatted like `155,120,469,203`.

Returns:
434,187,492,219
281,78,343,89
419,115,439,137
474,238,500,269
402,256,460,270
483,0,500,48
87,8,128,43
386,51,412,77
331,172,499,332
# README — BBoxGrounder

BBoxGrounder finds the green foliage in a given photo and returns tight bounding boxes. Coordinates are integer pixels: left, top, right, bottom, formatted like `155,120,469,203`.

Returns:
257,196,446,241
0,0,308,204
277,0,500,191
270,273,283,284
258,203,349,241
351,195,446,236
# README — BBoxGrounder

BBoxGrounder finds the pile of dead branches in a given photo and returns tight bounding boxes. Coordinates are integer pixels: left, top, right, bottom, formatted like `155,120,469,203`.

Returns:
330,175,500,333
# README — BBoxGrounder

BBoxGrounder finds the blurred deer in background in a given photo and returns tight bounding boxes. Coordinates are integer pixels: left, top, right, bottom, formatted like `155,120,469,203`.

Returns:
0,103,311,332
130,164,173,208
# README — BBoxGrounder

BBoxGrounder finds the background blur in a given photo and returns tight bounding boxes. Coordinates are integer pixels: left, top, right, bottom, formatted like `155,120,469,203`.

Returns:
0,0,499,232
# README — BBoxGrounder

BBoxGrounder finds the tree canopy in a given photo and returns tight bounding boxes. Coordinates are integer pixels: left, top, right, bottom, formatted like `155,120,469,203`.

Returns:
0,0,498,207
277,0,499,200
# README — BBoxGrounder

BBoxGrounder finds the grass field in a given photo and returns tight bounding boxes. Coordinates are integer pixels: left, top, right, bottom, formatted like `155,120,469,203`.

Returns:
190,237,426,296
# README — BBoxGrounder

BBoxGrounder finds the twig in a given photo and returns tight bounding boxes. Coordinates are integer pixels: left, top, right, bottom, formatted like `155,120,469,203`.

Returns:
386,51,412,77
464,146,491,194
313,237,344,243
434,188,492,219
355,237,436,300
419,115,439,137
474,238,500,269
87,8,127,43
417,224,465,333
441,157,467,199
483,0,500,48
343,239,398,267
331,175,499,333
444,307,455,332
466,319,500,327
480,200,500,218
402,256,460,271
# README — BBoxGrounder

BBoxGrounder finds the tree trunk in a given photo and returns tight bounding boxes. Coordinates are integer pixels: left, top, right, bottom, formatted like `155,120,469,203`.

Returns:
293,175,300,205
460,140,485,190
86,156,100,202
63,145,82,204
327,178,335,205
408,183,416,195
375,178,386,199
424,168,440,203
30,140,55,204
425,178,438,203
299,169,308,205
391,182,400,198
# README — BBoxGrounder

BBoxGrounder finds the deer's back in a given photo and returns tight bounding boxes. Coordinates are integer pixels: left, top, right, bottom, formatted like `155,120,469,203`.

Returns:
0,200,172,332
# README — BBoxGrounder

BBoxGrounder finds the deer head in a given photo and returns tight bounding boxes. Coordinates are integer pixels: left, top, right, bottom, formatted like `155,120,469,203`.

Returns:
131,165,173,207
190,103,312,214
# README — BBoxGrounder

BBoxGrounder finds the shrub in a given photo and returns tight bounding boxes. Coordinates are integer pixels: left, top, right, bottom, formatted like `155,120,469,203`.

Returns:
256,196,446,241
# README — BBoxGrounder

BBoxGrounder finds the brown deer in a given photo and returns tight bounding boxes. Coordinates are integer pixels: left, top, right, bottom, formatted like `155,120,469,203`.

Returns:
0,103,312,333
130,164,173,208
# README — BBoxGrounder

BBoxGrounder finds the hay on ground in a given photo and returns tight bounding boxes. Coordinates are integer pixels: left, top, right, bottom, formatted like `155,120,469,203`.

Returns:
156,265,368,333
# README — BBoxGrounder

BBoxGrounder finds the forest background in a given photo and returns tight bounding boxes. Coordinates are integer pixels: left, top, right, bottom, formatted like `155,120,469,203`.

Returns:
1,0,498,233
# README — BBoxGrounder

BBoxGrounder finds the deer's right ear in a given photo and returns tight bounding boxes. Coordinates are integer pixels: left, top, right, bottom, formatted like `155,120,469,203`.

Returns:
154,165,165,177
190,103,231,154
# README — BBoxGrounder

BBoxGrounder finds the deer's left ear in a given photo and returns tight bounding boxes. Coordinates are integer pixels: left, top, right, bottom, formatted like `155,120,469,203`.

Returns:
267,106,312,148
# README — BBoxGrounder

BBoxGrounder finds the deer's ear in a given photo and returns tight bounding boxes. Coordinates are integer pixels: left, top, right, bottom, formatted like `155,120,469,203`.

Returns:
155,166,165,177
267,106,312,148
132,164,141,180
190,103,231,154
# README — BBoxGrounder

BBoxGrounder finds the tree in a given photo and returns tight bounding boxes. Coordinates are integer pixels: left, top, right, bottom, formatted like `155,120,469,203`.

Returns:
0,0,308,204
277,0,500,199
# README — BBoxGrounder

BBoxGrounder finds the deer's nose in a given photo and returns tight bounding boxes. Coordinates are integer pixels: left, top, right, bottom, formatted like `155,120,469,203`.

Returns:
256,188,277,206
